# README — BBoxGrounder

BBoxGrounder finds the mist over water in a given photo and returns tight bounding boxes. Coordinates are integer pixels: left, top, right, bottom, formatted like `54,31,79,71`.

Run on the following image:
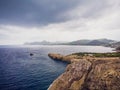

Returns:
0,45,114,90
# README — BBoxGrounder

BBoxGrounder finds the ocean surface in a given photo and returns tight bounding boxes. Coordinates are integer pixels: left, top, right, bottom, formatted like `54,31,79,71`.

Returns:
0,45,114,90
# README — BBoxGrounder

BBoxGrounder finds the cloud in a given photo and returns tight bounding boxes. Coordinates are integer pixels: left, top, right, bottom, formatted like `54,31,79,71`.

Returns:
0,0,83,26
0,0,120,44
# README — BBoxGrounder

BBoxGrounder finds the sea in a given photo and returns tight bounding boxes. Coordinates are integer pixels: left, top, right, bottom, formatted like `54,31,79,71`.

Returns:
0,45,114,90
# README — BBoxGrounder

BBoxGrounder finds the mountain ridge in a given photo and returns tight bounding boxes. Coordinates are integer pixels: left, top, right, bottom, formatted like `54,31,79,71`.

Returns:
24,38,116,46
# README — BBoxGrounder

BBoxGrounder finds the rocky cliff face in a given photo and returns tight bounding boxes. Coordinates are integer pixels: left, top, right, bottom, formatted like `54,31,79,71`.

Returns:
48,53,120,90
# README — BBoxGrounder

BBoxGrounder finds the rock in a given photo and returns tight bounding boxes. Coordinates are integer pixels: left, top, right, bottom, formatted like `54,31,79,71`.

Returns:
82,59,120,90
116,46,120,52
48,59,92,90
48,53,64,61
30,53,34,56
48,53,120,90
48,53,81,63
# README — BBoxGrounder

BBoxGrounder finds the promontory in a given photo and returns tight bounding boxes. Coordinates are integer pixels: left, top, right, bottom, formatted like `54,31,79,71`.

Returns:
48,52,120,90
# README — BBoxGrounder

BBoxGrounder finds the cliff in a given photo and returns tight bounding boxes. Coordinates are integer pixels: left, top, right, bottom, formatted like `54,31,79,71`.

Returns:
48,53,120,90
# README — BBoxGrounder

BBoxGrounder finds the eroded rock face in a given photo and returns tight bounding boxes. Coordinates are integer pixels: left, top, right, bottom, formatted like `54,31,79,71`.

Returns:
48,53,120,90
48,59,92,90
48,53,81,63
48,53,64,61
82,59,120,90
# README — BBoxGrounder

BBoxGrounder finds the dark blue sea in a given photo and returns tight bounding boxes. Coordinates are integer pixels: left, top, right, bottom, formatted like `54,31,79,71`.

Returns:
0,45,114,90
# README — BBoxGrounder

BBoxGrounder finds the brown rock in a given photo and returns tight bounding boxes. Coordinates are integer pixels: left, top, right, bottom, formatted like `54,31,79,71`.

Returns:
82,59,120,90
48,59,92,90
48,53,120,90
48,53,81,63
48,53,64,61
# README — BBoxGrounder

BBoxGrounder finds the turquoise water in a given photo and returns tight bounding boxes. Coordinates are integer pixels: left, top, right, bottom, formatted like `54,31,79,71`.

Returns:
0,45,113,90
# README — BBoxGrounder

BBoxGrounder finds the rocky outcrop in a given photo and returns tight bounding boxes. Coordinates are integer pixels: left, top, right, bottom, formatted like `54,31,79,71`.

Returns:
48,53,64,61
48,53,81,63
48,59,92,90
48,53,120,90
82,59,120,90
116,46,120,52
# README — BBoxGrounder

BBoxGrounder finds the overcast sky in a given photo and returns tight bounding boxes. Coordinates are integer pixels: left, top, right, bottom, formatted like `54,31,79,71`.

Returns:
0,0,120,44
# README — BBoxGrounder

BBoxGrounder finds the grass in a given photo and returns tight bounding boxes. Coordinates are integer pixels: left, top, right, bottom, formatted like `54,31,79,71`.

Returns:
72,52,120,57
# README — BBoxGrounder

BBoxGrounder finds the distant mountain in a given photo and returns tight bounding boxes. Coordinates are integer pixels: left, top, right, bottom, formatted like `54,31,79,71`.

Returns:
96,39,115,44
68,40,91,45
67,39,116,45
24,40,66,45
25,41,51,45
24,39,116,46
88,40,107,45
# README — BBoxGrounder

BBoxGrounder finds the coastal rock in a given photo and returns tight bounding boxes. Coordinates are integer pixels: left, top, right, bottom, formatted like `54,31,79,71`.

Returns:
48,53,120,90
30,53,34,56
116,46,120,52
82,59,120,90
48,59,92,90
48,53,64,61
48,53,81,63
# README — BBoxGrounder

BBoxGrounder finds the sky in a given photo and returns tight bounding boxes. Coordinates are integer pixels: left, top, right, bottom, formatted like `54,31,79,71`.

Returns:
0,0,120,45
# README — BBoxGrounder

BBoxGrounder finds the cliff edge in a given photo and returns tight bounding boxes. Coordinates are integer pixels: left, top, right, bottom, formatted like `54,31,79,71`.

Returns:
48,53,120,90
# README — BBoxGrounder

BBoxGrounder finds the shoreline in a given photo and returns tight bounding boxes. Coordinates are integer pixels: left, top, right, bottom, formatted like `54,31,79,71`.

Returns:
48,52,120,90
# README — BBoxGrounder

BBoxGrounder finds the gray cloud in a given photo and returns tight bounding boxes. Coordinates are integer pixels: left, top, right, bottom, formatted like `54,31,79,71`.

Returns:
0,0,83,26
0,0,120,44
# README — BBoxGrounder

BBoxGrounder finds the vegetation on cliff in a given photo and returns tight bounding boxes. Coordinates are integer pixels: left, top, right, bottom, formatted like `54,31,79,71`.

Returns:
72,52,120,57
